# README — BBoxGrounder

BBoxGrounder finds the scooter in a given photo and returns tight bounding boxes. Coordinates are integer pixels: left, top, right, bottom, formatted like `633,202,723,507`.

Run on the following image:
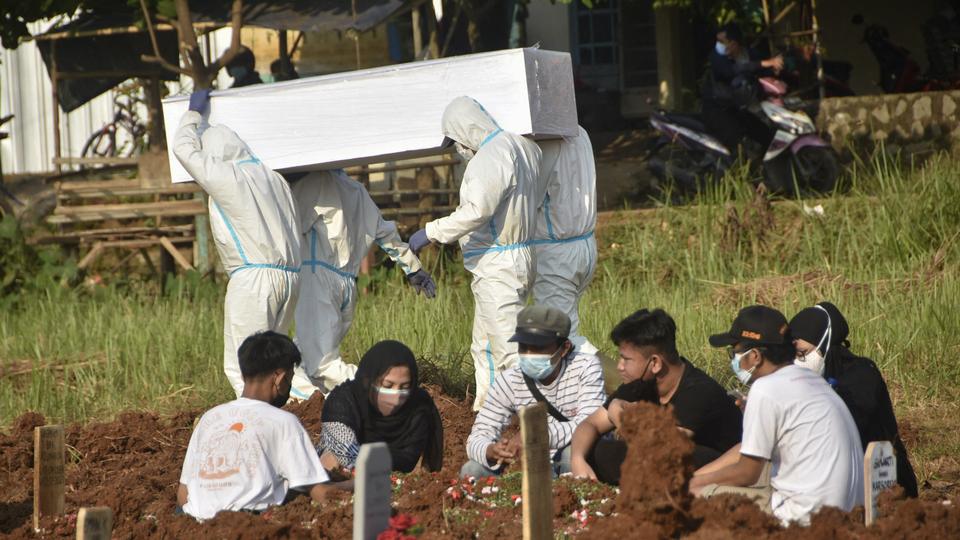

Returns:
647,77,838,197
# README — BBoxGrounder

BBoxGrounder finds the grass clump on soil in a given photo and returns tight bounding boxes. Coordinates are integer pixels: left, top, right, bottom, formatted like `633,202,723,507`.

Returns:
1,151,959,492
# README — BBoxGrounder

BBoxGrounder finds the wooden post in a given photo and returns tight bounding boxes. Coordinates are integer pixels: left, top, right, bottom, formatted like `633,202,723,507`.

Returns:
33,425,65,530
864,441,897,526
51,41,62,174
76,507,113,540
353,442,392,540
412,7,423,58
416,166,438,229
519,403,552,540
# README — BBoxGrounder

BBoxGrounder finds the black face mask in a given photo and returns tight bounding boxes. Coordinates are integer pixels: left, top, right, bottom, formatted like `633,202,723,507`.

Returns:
269,376,291,408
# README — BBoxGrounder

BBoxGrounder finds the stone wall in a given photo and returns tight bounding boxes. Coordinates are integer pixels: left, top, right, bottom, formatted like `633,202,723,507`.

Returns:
817,91,960,155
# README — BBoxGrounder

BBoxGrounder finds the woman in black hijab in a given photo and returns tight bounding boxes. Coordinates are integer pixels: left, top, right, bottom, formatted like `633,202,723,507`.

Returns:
317,340,443,474
790,302,918,497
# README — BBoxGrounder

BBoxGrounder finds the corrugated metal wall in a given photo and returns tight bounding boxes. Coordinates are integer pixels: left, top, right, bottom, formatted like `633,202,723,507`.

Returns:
0,21,235,176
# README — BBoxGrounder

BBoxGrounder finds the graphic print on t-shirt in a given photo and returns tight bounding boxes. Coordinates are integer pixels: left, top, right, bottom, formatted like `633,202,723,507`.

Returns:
194,412,265,490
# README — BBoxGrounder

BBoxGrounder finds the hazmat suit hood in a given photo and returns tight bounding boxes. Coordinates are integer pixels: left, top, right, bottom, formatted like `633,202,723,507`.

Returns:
200,124,255,162
441,96,501,151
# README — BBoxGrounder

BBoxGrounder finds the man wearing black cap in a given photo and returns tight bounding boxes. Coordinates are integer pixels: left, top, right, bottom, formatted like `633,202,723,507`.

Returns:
690,305,864,526
460,305,605,478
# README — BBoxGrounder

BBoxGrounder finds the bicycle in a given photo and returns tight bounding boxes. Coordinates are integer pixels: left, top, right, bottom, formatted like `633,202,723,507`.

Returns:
81,88,148,160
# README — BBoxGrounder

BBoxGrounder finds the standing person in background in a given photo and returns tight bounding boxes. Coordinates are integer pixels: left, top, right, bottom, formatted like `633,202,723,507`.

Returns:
790,301,918,497
288,170,436,399
408,96,544,410
227,46,264,88
173,90,301,397
316,340,443,474
532,126,598,354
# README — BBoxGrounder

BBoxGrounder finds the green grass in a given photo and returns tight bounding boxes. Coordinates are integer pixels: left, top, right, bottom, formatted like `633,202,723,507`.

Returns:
1,151,958,485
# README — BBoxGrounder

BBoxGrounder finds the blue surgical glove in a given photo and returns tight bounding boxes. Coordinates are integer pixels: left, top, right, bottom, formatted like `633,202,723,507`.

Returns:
408,228,431,255
406,269,436,298
188,89,212,114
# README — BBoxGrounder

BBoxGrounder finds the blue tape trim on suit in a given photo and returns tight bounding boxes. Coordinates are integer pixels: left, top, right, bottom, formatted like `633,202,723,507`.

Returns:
462,240,531,260
479,128,502,148
237,157,261,165
213,202,249,264
543,193,557,241
530,230,595,247
375,240,410,272
486,341,495,386
229,263,300,276
302,228,358,280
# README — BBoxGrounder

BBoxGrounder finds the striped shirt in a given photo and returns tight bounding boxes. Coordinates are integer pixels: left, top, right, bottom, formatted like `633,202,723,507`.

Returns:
466,349,606,467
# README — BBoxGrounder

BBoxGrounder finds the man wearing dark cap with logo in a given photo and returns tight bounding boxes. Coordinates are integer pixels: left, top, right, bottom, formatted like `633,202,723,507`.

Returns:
690,305,864,526
460,305,605,478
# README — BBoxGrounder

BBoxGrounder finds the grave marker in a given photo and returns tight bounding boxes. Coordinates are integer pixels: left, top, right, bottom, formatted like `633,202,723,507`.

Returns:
76,507,113,540
353,442,393,540
33,425,65,530
864,440,897,526
519,403,552,540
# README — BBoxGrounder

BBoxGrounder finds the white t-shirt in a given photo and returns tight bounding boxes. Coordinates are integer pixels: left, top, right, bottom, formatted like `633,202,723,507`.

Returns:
741,365,864,525
179,398,329,520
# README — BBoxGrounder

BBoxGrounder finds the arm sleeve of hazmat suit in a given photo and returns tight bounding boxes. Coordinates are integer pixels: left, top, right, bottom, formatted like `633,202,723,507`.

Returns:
546,355,606,451
172,111,240,200
465,372,516,468
368,195,422,275
424,159,509,244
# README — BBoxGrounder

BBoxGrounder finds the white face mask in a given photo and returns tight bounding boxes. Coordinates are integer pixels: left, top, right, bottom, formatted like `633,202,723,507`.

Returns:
795,349,826,376
794,305,832,377
454,141,475,162
715,41,727,56
731,349,757,385
374,385,410,416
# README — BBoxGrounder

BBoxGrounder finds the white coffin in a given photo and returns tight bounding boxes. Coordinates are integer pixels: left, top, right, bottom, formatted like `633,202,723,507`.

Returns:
162,47,577,183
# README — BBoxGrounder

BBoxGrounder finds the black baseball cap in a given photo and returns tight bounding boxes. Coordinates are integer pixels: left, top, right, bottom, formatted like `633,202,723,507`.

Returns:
709,305,790,347
508,305,571,347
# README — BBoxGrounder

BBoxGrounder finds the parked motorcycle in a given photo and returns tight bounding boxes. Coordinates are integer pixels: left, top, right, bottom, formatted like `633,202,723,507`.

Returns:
647,76,839,197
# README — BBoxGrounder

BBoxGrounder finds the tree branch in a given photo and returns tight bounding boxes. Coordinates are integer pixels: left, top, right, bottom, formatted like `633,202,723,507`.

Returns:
208,0,244,73
138,0,190,75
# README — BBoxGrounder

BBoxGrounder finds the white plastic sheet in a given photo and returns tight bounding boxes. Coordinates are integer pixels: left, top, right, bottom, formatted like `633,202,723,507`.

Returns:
162,47,578,183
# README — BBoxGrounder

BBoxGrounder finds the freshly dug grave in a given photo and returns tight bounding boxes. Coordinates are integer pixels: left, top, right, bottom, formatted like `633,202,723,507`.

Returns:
1,397,957,538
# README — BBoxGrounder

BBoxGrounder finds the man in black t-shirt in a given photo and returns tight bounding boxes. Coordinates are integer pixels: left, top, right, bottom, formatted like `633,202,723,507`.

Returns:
570,308,742,485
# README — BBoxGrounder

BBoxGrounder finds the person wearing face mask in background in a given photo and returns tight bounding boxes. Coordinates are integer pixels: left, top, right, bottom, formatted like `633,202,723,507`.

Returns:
407,96,545,411
569,309,742,485
460,306,605,479
790,302,918,497
177,332,352,520
226,46,264,88
701,22,784,153
691,306,863,526
316,340,443,475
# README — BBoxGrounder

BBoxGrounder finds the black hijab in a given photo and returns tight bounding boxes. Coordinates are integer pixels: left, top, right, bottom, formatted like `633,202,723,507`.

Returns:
789,302,918,497
322,340,443,472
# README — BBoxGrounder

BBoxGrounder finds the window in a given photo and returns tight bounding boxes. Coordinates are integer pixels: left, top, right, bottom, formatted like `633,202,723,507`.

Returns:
575,0,619,67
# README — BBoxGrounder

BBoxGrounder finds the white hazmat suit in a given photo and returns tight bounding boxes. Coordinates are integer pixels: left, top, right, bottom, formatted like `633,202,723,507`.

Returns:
424,97,544,410
290,170,426,398
533,126,599,354
174,111,302,397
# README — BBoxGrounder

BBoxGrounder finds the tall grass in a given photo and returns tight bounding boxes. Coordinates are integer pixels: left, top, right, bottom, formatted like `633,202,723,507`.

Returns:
1,152,957,437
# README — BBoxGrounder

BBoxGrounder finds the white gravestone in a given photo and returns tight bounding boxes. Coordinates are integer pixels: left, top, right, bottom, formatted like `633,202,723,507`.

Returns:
353,442,393,540
864,440,897,526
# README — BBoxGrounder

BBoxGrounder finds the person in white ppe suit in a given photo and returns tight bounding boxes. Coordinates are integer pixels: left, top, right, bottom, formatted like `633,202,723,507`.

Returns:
532,126,599,354
173,89,301,397
288,170,436,399
409,96,544,410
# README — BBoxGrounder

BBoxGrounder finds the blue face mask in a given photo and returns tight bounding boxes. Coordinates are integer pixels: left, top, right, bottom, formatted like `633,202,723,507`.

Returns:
715,41,727,56
730,348,757,385
519,350,559,381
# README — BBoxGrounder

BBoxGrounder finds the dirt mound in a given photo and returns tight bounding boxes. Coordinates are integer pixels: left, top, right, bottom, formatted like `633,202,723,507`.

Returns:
581,401,696,539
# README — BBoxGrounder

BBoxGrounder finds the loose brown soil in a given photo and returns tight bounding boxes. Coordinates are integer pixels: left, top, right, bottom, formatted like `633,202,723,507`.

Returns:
1,396,957,538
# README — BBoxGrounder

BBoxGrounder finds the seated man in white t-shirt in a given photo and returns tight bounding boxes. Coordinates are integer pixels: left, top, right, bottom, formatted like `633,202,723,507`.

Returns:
178,331,351,520
689,305,864,526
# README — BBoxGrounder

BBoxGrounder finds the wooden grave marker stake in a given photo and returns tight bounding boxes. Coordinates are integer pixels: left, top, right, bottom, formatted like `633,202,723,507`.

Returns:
76,507,113,540
353,442,393,540
864,440,897,526
520,403,552,540
33,425,65,531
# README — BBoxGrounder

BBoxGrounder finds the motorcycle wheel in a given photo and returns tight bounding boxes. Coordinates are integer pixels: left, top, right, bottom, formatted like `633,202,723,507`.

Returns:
795,146,840,194
761,153,796,197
